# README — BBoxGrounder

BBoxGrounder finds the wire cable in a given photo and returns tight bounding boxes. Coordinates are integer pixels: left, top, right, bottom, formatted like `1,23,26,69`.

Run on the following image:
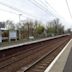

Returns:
29,0,56,17
65,0,72,18
0,1,42,19
45,0,70,22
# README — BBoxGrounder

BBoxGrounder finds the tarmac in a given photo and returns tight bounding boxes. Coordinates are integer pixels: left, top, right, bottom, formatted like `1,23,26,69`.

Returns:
44,39,72,72
63,47,72,72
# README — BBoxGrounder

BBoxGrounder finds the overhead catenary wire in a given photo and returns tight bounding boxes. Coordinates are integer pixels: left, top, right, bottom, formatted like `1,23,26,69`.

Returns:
0,0,60,21
44,0,58,15
28,0,57,18
65,0,72,18
28,0,49,15
38,0,67,20
0,1,33,16
0,8,18,15
44,0,70,22
0,8,37,21
35,0,55,14
0,1,45,20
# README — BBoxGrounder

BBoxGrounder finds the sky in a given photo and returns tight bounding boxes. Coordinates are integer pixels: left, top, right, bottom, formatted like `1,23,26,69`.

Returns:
0,0,72,29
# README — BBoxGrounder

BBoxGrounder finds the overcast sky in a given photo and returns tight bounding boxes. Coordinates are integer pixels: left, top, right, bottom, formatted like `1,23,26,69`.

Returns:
0,0,72,29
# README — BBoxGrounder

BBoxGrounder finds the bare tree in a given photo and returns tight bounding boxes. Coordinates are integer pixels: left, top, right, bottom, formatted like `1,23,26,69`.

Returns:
5,20,15,30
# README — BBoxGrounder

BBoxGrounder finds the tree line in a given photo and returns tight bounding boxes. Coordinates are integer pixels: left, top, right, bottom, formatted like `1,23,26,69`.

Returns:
1,18,71,40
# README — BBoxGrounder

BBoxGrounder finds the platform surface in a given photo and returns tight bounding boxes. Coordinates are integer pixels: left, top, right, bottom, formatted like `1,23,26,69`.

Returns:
63,47,72,72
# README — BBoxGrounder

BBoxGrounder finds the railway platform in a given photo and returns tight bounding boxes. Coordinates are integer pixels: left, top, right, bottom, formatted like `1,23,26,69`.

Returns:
0,34,67,50
44,39,72,72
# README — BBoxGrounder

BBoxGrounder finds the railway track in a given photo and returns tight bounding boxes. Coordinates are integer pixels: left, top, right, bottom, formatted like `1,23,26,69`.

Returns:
23,38,69,72
0,35,71,72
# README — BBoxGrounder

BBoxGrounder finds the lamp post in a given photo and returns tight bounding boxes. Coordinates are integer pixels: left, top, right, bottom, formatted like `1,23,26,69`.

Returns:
19,14,22,40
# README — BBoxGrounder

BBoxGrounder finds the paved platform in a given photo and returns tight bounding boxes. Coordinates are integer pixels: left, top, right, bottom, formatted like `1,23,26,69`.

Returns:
63,47,72,72
44,39,72,72
0,34,67,50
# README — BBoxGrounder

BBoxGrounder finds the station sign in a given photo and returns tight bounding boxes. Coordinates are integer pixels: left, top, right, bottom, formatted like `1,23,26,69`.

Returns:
9,30,17,39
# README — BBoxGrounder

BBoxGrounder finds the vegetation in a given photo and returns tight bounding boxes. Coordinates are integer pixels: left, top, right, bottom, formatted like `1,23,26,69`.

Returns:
6,20,15,30
0,18,71,42
46,19,65,36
